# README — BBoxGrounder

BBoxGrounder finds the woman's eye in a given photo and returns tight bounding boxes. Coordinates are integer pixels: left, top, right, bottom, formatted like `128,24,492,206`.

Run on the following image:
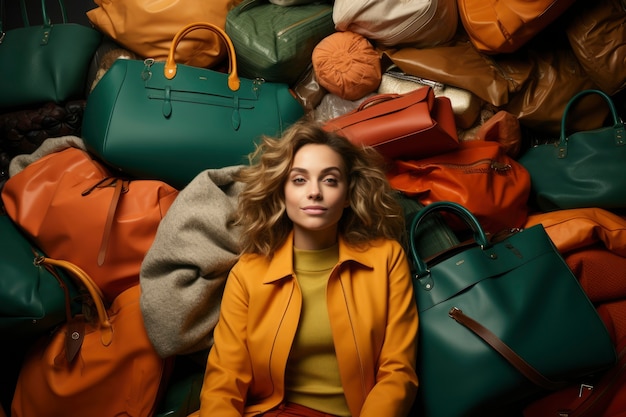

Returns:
323,177,338,185
292,177,306,184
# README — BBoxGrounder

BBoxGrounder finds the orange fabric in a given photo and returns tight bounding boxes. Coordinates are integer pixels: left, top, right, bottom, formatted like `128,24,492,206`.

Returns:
524,208,626,257
387,140,531,234
11,258,166,417
87,0,242,67
312,31,381,101
566,244,626,304
1,147,178,302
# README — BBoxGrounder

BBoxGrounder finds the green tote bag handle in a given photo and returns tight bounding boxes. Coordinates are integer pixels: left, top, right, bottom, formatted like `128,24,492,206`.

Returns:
558,89,626,155
409,201,575,391
409,200,489,278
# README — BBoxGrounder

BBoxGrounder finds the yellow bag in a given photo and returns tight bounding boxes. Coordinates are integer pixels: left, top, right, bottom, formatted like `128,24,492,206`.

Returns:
87,0,242,68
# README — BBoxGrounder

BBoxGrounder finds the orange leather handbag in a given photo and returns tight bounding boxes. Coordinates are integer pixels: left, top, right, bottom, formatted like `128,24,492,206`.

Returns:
457,0,575,54
1,147,178,302
87,0,241,68
323,86,459,161
11,257,167,417
387,140,531,234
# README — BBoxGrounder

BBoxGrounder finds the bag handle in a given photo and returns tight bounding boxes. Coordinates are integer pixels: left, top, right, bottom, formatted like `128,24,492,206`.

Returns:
449,307,566,391
35,256,113,346
409,201,489,278
410,202,568,391
164,22,240,92
560,89,625,146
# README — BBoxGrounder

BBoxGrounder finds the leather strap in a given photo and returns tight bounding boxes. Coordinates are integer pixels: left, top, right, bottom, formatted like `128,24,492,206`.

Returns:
81,177,129,267
449,307,566,391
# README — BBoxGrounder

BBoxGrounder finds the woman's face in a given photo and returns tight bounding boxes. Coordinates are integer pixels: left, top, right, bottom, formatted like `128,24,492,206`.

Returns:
284,143,350,250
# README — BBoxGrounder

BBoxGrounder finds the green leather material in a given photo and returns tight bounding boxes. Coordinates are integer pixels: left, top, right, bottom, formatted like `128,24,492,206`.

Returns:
0,0,102,110
82,58,305,189
225,0,335,85
519,89,626,212
410,201,616,417
0,214,80,341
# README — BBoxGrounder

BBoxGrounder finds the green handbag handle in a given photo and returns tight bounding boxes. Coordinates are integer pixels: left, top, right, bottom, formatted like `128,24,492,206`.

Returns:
559,89,625,153
0,0,68,44
409,201,489,278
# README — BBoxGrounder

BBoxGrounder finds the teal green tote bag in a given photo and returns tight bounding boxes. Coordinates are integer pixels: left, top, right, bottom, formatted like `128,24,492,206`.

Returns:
82,22,304,190
409,201,616,417
0,0,101,110
0,213,80,341
518,89,626,212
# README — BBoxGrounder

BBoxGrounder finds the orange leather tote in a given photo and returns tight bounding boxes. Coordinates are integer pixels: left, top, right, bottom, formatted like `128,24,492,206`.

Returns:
1,147,178,302
387,140,531,234
524,207,626,257
11,257,167,417
457,0,575,54
86,0,242,68
323,86,459,161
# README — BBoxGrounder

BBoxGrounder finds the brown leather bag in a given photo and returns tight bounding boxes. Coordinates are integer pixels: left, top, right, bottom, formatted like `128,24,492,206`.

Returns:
323,86,459,161
11,257,167,417
566,0,626,96
387,140,531,234
87,0,242,68
1,147,178,302
457,0,575,54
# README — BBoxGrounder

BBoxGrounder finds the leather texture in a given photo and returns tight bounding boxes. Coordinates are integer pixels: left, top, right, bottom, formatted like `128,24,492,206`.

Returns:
0,0,101,110
409,201,616,417
333,0,458,48
0,214,80,341
387,140,531,234
225,0,335,85
524,207,626,257
458,0,575,54
519,89,626,212
86,0,239,68
1,147,178,303
323,86,459,161
566,0,626,96
11,257,166,417
82,22,305,189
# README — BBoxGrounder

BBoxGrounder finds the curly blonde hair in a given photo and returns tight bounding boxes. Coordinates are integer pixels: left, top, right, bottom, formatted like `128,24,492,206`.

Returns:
233,120,404,256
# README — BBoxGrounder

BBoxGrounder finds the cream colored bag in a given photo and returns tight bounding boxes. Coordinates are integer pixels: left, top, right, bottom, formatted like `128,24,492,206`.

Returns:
332,0,458,48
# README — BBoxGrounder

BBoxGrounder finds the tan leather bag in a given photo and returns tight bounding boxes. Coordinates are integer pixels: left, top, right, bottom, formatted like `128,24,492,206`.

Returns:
87,0,242,68
457,0,575,54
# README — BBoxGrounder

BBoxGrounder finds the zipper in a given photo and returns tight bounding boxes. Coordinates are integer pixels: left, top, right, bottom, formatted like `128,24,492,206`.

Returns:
413,159,512,174
276,7,330,38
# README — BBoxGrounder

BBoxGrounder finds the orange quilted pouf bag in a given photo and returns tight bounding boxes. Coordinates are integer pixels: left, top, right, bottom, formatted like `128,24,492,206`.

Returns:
1,147,178,302
11,257,168,417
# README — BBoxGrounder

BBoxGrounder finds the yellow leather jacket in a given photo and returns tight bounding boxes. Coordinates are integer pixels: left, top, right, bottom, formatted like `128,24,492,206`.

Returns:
198,233,419,417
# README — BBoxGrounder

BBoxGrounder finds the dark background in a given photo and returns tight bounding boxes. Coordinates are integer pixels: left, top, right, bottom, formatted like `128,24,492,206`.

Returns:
3,0,93,30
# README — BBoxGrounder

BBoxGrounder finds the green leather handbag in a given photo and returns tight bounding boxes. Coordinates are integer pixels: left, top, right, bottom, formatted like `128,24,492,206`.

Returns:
0,0,102,110
519,89,626,212
410,201,616,417
225,0,335,85
82,22,304,190
0,213,80,341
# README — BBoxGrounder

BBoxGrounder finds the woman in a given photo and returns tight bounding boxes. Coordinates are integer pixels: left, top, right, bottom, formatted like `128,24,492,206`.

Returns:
197,121,418,417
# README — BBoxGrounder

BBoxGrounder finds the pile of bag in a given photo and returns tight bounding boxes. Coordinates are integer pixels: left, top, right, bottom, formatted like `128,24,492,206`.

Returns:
2,0,626,416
